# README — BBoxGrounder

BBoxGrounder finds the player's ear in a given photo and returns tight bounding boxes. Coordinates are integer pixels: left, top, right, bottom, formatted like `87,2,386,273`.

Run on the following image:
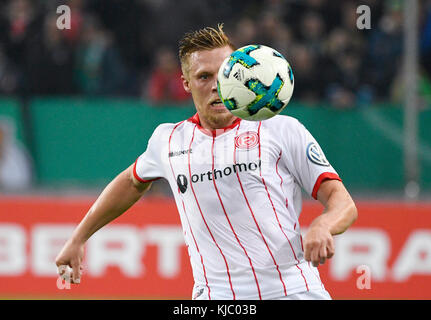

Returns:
181,74,191,93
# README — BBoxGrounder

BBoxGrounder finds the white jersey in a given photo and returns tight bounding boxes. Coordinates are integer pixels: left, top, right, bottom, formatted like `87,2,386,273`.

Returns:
134,113,341,300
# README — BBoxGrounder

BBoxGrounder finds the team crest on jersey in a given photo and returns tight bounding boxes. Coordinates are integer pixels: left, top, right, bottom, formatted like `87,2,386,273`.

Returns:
234,131,259,150
306,142,330,166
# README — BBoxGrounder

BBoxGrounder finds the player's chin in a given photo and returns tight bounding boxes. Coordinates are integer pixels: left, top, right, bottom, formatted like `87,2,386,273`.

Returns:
210,109,234,123
206,108,234,126
206,106,231,120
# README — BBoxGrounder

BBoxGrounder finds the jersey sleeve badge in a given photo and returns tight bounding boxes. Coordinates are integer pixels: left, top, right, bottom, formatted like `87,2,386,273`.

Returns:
306,142,330,166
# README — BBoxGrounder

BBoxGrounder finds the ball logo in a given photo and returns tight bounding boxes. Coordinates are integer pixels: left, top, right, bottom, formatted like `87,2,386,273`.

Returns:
235,131,259,150
176,174,188,193
306,142,330,166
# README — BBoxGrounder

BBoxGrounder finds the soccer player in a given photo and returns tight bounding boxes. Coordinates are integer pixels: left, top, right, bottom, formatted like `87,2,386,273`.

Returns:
55,24,357,300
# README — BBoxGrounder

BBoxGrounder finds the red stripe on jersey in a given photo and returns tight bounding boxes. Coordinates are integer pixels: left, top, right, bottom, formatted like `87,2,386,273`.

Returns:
255,122,288,295
188,124,236,299
275,150,289,209
211,135,262,300
234,122,287,297
308,261,325,289
133,158,161,183
167,121,211,299
168,121,185,194
312,172,342,200
181,200,212,299
274,150,309,291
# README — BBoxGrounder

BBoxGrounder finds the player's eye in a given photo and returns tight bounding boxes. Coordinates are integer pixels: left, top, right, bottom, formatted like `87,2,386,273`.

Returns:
199,73,209,80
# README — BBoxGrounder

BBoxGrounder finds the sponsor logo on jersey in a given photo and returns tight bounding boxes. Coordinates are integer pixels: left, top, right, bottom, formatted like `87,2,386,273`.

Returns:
306,142,330,166
234,131,259,150
169,148,192,158
191,160,261,183
176,174,188,193
176,160,261,192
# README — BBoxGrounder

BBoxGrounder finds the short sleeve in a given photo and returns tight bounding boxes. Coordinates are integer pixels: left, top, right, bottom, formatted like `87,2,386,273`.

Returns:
133,125,167,183
281,118,341,199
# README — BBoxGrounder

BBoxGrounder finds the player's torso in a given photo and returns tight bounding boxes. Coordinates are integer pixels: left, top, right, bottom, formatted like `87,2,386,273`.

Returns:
167,119,278,213
164,117,303,261
158,116,321,299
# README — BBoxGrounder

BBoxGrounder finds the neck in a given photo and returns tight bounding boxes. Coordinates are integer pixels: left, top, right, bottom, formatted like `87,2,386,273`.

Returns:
199,115,237,131
189,112,241,136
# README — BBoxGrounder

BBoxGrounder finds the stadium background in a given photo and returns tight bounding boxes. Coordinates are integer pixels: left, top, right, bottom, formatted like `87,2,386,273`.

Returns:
0,0,430,299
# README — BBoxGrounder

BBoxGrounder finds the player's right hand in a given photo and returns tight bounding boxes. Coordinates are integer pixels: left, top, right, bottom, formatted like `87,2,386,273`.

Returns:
55,239,85,284
303,221,335,267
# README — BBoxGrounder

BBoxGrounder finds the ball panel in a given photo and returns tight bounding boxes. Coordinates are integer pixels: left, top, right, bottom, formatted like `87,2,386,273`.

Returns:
230,86,256,107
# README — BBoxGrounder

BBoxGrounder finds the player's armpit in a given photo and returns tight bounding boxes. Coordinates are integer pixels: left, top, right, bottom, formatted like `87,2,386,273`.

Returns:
129,163,153,194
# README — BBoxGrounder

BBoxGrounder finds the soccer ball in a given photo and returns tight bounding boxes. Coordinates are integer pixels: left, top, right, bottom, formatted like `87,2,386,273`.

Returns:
217,44,294,121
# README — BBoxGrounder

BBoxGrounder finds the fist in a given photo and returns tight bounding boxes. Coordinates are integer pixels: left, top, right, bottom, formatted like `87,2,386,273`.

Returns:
303,225,334,267
55,239,85,284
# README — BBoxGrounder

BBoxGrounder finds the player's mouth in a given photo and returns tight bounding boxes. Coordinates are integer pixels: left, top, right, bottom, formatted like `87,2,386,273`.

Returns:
209,99,226,110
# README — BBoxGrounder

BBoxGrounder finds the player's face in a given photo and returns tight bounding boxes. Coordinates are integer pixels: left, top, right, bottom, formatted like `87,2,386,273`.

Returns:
182,46,236,130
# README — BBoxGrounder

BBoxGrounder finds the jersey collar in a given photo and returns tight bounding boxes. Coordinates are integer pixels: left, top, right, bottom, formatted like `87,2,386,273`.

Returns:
187,113,242,137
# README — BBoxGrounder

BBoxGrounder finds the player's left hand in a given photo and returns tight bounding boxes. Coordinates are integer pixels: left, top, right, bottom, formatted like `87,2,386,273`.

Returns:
303,221,334,267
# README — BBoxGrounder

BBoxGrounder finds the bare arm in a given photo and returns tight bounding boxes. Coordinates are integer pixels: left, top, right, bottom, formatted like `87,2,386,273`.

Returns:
303,179,358,267
68,163,151,243
55,163,152,283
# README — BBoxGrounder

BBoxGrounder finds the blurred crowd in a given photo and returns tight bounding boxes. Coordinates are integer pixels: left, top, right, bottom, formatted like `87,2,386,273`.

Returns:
0,0,431,108
0,117,33,191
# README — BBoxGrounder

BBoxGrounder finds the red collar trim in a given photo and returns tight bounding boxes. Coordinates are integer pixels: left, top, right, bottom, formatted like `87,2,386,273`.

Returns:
187,113,241,137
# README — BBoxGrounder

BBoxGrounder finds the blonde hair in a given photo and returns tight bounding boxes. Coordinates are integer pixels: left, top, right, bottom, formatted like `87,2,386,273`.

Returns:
178,23,235,76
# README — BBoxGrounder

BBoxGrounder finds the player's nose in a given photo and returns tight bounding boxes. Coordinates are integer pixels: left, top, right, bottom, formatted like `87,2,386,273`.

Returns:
211,77,218,92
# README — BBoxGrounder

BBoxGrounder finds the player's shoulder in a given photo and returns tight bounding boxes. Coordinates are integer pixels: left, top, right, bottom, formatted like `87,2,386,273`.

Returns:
262,114,303,132
261,115,310,147
152,120,188,137
153,122,175,134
